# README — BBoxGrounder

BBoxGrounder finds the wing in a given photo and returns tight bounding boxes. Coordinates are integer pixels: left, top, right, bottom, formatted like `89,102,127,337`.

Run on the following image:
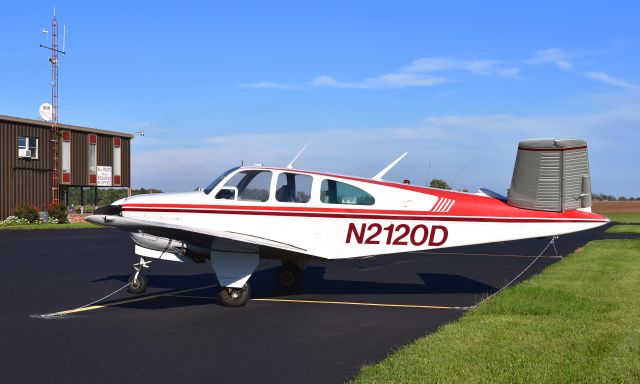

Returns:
85,214,308,254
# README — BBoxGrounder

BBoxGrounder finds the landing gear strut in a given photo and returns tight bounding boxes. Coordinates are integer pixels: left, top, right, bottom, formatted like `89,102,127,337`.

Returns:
218,283,251,307
276,263,304,293
128,257,151,294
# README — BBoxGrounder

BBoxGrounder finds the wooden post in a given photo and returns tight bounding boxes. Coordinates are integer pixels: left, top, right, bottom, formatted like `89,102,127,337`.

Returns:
80,187,85,214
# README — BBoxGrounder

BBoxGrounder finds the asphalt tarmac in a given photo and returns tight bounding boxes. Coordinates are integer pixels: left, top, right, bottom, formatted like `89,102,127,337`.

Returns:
0,227,607,383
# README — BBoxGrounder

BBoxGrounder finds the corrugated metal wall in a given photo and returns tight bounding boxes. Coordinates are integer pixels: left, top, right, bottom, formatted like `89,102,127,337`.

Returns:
1,118,131,219
65,131,131,185
121,137,131,186
0,120,52,218
69,130,88,184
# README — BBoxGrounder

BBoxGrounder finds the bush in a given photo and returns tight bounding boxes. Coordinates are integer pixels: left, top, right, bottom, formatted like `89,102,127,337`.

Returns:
47,203,69,224
13,204,40,223
0,216,31,227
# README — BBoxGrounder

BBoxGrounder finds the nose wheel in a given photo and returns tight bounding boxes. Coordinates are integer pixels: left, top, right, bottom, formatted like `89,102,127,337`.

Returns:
218,283,251,307
128,257,152,294
128,274,147,294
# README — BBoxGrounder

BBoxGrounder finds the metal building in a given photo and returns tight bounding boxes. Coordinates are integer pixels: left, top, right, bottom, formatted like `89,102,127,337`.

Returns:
0,114,133,219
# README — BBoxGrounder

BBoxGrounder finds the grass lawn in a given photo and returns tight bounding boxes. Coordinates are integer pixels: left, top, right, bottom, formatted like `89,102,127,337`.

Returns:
600,212,640,224
606,225,640,235
354,239,640,383
0,222,100,231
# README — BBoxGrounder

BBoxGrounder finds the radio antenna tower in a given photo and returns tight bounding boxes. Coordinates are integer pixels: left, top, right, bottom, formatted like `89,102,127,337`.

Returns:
40,5,66,205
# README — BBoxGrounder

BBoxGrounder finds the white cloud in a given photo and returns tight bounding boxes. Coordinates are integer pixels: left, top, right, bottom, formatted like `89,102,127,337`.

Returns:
402,57,518,77
499,67,521,78
239,81,298,89
311,73,447,89
310,75,370,89
586,71,637,90
526,48,572,70
132,97,640,195
243,55,521,91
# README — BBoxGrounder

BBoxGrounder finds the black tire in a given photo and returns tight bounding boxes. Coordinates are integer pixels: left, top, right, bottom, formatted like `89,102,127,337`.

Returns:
127,274,147,294
218,283,251,307
276,264,303,293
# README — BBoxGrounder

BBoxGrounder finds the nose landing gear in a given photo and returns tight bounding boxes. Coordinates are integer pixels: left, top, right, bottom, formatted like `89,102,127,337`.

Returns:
128,257,152,294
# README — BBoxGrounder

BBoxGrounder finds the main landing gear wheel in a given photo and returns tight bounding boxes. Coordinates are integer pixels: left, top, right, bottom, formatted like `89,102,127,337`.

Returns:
127,274,147,294
218,283,251,307
276,264,303,293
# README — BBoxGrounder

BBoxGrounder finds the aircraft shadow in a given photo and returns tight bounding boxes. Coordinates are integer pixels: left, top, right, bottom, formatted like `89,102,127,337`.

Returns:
93,266,495,311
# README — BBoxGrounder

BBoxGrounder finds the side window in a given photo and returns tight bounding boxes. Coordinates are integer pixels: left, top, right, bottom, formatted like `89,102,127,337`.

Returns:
275,173,312,203
218,170,272,202
320,179,375,205
88,134,97,184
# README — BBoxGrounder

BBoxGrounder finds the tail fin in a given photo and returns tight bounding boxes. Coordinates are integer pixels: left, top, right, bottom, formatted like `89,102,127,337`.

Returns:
507,139,592,212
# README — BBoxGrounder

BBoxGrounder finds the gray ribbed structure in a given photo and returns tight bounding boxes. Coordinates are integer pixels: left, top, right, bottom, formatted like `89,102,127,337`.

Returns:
507,139,591,212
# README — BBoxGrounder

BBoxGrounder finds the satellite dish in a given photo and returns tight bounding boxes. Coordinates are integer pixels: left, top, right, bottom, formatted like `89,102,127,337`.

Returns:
39,103,53,121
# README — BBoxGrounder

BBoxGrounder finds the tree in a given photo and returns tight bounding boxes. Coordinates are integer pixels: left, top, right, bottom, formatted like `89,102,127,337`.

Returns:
429,179,451,190
96,188,163,207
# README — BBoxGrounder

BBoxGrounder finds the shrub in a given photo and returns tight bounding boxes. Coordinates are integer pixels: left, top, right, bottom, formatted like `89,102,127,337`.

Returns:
47,203,69,224
13,204,40,223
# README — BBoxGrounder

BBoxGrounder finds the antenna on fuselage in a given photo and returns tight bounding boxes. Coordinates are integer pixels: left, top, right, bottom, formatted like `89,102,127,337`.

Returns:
372,152,408,181
286,140,311,169
449,155,476,189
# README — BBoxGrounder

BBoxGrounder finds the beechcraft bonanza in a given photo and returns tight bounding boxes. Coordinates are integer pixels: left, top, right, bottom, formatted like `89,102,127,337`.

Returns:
88,139,608,307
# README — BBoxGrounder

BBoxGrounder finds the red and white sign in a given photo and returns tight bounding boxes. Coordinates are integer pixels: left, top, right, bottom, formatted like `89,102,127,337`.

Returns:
97,166,112,186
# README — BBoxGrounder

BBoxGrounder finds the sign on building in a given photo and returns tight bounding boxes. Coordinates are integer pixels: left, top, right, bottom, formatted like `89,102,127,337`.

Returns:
97,166,113,186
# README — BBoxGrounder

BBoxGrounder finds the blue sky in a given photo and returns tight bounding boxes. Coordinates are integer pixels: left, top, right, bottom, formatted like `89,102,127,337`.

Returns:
1,1,639,195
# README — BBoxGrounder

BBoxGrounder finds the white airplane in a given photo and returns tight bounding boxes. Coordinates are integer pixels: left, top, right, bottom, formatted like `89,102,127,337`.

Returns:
87,138,608,306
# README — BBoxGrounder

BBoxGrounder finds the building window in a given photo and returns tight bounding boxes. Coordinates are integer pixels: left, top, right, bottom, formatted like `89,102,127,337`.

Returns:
61,131,71,183
275,173,312,203
88,134,97,184
113,137,121,185
320,179,375,205
18,136,38,159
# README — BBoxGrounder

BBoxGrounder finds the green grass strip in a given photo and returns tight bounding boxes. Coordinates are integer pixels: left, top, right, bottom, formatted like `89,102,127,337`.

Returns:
354,239,640,383
0,223,100,231
606,225,640,235
600,213,640,224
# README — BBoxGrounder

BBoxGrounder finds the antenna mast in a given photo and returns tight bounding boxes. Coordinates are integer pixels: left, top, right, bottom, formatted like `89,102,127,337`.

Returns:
40,6,66,205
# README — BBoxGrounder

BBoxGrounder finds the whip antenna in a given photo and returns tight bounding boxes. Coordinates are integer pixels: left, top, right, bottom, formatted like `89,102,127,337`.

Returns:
287,140,311,169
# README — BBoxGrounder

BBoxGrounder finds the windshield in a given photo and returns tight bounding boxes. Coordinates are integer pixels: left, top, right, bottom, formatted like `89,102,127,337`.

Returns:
204,167,240,194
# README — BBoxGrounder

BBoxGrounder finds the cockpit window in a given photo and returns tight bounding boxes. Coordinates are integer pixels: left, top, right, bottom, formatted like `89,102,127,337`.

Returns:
320,179,375,205
219,170,272,202
275,173,312,203
204,167,240,195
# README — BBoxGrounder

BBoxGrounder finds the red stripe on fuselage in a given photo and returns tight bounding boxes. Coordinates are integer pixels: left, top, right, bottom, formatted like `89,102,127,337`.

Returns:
121,206,607,223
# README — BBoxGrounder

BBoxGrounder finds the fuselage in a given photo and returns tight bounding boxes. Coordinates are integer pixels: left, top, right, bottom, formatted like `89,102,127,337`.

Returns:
114,166,609,259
